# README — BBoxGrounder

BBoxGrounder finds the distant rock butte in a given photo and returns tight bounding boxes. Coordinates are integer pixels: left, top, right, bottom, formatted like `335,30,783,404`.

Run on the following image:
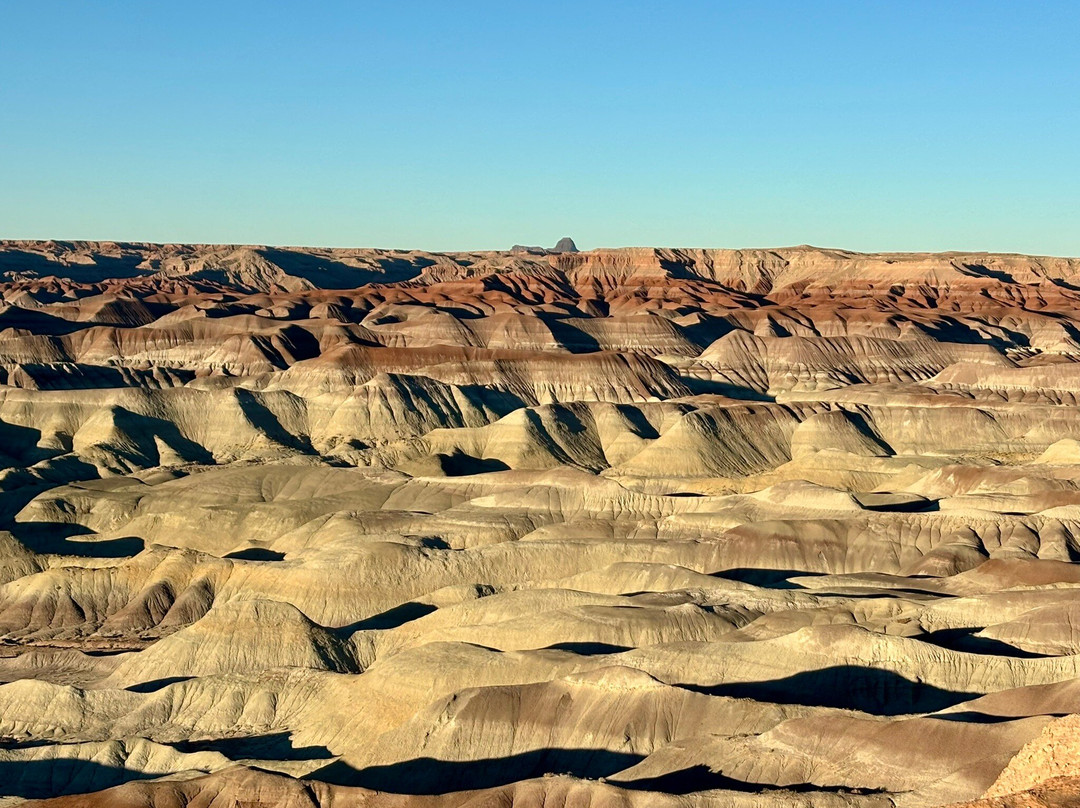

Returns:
0,239,1079,806
510,236,579,254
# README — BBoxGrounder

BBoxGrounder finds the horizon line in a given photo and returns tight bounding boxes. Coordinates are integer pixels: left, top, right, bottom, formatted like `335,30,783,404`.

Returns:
2,237,1078,262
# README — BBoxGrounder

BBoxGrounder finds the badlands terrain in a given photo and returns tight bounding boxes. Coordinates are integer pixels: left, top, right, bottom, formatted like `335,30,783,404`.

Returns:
1,240,1080,806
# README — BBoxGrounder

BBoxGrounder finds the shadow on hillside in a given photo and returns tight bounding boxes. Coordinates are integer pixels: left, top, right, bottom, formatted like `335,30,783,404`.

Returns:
10,523,144,558
914,316,1028,350
171,730,332,761
542,641,632,655
224,547,286,561
916,627,1046,658
10,363,197,391
437,452,511,476
618,764,890,796
0,759,157,799
0,306,84,335
0,420,63,469
858,497,939,513
930,709,1064,725
310,748,644,792
340,601,437,632
259,248,431,288
233,389,314,454
0,250,149,283
458,385,527,416
712,568,825,589
112,408,218,465
676,665,981,715
680,377,775,401
125,676,193,693
539,316,602,353
677,316,739,349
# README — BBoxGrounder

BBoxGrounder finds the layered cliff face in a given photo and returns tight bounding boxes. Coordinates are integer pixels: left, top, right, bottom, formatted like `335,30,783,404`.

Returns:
2,241,1080,807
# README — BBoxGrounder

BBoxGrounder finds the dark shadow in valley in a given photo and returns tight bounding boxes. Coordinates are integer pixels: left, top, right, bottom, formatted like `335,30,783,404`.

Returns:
0,421,55,469
259,248,431,288
437,451,511,476
618,764,890,796
276,324,323,361
542,641,632,655
233,389,314,454
125,676,193,693
712,568,824,589
309,748,645,793
928,710,1064,725
957,263,1017,285
676,316,738,350
676,666,981,715
113,409,217,466
10,363,197,391
912,316,1028,350
679,377,776,401
340,601,437,633
9,523,144,558
456,385,528,418
614,403,661,439
858,497,940,513
539,316,603,353
0,249,149,283
0,306,84,335
0,759,158,799
170,730,333,761
0,737,54,750
431,304,485,320
915,627,1047,659
224,548,286,561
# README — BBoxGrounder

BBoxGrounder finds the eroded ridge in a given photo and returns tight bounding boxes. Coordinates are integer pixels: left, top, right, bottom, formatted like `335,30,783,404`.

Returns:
2,241,1080,807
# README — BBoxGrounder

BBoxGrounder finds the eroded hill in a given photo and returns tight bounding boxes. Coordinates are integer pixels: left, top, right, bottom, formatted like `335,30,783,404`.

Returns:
1,241,1080,807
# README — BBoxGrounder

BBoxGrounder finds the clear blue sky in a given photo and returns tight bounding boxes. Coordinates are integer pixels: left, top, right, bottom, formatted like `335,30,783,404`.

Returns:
2,1,1078,254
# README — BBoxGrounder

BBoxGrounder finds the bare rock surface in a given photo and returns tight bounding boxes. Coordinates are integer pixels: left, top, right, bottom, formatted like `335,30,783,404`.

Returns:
2,241,1080,806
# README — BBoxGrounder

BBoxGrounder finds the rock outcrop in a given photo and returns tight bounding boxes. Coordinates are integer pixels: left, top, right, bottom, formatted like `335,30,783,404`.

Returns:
1,240,1080,807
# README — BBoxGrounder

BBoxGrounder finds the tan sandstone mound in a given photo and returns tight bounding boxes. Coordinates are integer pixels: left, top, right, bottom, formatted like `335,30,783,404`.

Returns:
2,241,1080,806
